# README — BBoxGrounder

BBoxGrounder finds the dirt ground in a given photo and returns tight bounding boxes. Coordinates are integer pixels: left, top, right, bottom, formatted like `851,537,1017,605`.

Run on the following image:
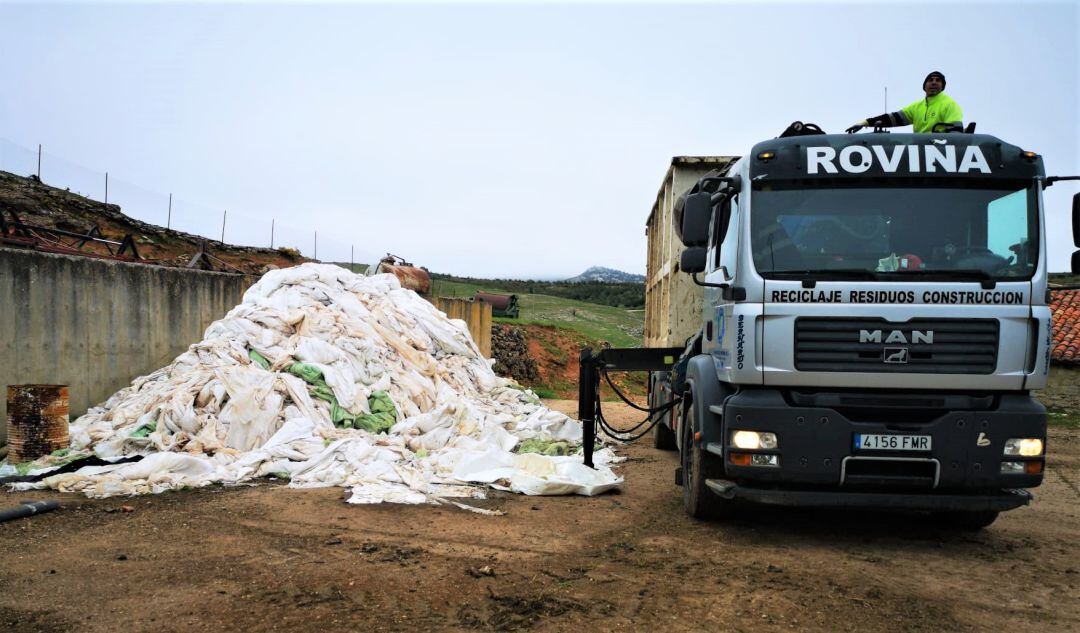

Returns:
0,400,1077,633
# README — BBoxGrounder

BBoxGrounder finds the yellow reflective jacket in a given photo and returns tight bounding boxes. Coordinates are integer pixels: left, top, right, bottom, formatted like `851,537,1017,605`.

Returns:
901,92,963,133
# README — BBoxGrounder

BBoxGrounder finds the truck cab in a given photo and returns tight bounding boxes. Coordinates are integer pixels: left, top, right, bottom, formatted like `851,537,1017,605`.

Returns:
658,131,1079,528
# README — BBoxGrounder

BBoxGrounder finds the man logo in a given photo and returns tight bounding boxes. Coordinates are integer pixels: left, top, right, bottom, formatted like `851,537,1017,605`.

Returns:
860,329,934,344
884,348,909,364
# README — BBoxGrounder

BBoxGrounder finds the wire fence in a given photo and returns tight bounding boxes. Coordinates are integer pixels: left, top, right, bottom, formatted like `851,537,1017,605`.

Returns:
0,137,378,268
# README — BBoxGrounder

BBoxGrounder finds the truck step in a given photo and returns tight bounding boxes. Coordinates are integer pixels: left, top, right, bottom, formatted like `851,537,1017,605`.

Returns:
705,442,725,457
705,478,738,499
675,466,683,487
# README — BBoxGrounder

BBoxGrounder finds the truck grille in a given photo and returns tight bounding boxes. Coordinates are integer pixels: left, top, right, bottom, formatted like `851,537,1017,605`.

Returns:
794,318,999,374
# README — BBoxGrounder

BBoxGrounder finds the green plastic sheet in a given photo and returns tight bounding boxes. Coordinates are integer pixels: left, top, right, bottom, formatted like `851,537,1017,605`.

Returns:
288,362,397,432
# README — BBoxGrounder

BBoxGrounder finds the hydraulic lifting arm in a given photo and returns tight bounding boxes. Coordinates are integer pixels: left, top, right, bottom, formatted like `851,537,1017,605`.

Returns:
577,346,684,467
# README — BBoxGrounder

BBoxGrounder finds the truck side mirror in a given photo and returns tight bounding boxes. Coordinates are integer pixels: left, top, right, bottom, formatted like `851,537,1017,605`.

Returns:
1073,192,1079,247
680,247,707,274
680,192,713,247
700,173,742,196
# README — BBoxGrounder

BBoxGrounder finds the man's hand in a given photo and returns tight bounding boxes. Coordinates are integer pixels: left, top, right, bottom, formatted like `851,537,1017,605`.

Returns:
846,120,868,134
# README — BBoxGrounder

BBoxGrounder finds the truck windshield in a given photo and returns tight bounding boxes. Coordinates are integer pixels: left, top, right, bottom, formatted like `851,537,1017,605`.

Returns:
750,184,1037,280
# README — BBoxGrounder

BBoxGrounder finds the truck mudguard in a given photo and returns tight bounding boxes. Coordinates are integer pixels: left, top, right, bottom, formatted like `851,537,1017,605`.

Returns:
685,354,733,448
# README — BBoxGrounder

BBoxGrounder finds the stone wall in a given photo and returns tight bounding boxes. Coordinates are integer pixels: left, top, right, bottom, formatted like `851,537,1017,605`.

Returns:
0,247,254,444
491,325,539,384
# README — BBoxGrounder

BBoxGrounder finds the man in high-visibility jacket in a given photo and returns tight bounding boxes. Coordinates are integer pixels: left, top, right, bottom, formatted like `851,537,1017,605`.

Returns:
846,71,963,134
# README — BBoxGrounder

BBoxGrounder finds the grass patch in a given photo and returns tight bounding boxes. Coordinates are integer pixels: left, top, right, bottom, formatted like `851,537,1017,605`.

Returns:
431,279,644,348
1041,366,1080,420
1048,410,1080,429
1040,367,1079,429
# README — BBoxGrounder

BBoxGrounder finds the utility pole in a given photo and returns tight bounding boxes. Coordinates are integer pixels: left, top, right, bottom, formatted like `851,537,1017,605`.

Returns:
221,209,227,244
350,245,354,271
314,231,318,260
36,144,41,180
104,172,108,205
167,193,172,229
270,218,275,249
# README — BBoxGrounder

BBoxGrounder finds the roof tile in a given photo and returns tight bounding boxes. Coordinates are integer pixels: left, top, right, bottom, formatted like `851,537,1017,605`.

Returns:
1050,289,1080,366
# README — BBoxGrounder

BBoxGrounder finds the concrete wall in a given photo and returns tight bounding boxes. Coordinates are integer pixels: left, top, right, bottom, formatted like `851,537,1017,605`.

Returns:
0,247,254,444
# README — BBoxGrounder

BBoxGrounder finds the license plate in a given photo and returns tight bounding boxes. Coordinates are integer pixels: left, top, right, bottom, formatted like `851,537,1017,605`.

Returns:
854,433,932,451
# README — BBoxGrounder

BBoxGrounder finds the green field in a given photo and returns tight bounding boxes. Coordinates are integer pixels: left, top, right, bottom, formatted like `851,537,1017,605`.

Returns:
1049,273,1080,286
430,279,644,348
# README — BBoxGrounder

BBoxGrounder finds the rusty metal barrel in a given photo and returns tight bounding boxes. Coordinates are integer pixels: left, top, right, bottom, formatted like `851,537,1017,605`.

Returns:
6,385,70,463
374,254,431,296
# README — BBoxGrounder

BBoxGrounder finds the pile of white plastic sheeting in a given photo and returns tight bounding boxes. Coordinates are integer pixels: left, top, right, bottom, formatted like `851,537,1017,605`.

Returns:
9,264,621,505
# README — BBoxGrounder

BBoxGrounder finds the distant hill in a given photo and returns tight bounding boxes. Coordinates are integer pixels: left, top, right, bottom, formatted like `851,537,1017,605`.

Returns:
566,266,645,283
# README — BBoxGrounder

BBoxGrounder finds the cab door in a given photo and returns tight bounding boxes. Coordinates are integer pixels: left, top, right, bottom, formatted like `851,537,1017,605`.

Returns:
702,193,741,383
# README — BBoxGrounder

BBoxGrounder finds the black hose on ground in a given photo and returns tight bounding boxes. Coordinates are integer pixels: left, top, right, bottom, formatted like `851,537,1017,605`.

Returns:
0,454,144,485
0,500,60,523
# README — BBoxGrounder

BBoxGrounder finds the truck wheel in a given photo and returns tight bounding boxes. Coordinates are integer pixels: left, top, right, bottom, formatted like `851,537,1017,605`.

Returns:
933,510,999,531
681,397,731,519
653,419,677,451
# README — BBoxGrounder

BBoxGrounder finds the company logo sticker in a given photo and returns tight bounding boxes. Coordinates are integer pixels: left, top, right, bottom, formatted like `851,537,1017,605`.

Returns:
807,144,991,175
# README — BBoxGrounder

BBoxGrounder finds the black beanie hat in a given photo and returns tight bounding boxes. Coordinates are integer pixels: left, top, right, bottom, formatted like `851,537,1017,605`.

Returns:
924,71,946,89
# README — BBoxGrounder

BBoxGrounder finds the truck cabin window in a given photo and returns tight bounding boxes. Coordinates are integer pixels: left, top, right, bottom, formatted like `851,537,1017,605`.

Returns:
750,184,1036,279
712,195,736,268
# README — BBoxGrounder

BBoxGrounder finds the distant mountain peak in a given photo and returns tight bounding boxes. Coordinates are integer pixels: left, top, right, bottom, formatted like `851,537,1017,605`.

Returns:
566,266,644,283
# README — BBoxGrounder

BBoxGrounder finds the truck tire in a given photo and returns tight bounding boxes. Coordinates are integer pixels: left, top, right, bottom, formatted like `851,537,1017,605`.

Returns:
653,418,677,451
649,375,678,451
933,510,999,531
681,396,732,519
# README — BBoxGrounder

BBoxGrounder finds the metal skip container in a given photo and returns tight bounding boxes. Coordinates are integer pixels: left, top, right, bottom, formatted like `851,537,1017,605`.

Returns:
6,385,70,463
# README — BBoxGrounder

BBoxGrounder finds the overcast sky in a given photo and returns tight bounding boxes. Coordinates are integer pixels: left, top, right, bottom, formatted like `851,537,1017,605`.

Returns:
1,0,1077,278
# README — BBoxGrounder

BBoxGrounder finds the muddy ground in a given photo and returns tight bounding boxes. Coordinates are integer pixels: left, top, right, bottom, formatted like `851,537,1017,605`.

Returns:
0,400,1077,633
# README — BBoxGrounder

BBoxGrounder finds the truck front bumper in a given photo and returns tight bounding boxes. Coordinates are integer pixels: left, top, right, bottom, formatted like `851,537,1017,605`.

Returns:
704,479,1032,512
710,389,1047,493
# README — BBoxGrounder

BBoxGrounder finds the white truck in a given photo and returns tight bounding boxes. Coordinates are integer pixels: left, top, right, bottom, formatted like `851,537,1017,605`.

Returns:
579,126,1080,529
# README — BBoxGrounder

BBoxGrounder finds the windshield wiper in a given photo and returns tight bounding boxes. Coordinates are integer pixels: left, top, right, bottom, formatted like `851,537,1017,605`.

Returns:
769,269,882,281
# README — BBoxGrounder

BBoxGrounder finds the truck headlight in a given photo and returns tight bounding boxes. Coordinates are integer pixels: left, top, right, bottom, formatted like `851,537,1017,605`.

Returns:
1003,438,1043,457
731,430,778,450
